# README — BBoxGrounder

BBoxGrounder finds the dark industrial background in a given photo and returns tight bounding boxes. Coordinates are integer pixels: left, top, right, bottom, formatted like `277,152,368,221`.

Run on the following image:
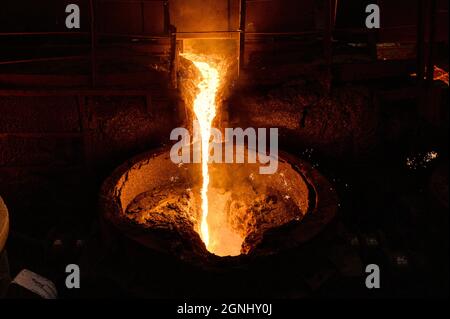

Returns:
0,0,448,298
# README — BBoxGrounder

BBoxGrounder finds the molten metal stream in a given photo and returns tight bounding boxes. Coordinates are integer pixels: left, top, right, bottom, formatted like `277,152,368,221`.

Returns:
182,54,220,249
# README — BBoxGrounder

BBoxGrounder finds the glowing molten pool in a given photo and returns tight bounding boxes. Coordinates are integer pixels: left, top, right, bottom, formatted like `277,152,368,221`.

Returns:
100,147,338,263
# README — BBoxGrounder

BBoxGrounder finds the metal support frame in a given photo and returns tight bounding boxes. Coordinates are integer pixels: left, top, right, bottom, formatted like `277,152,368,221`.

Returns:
0,0,172,88
416,0,439,86
239,0,247,71
324,0,337,66
238,0,337,70
426,0,437,85
89,0,97,87
417,0,427,86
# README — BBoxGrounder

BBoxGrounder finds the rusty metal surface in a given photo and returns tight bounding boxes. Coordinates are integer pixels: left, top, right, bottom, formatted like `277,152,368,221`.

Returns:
0,196,9,253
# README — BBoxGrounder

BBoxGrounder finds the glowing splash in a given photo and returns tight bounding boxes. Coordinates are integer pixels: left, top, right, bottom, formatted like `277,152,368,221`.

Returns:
182,53,219,249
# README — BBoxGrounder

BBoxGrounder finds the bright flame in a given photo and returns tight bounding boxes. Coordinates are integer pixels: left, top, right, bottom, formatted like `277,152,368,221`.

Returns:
433,66,449,86
182,53,220,249
410,65,449,86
